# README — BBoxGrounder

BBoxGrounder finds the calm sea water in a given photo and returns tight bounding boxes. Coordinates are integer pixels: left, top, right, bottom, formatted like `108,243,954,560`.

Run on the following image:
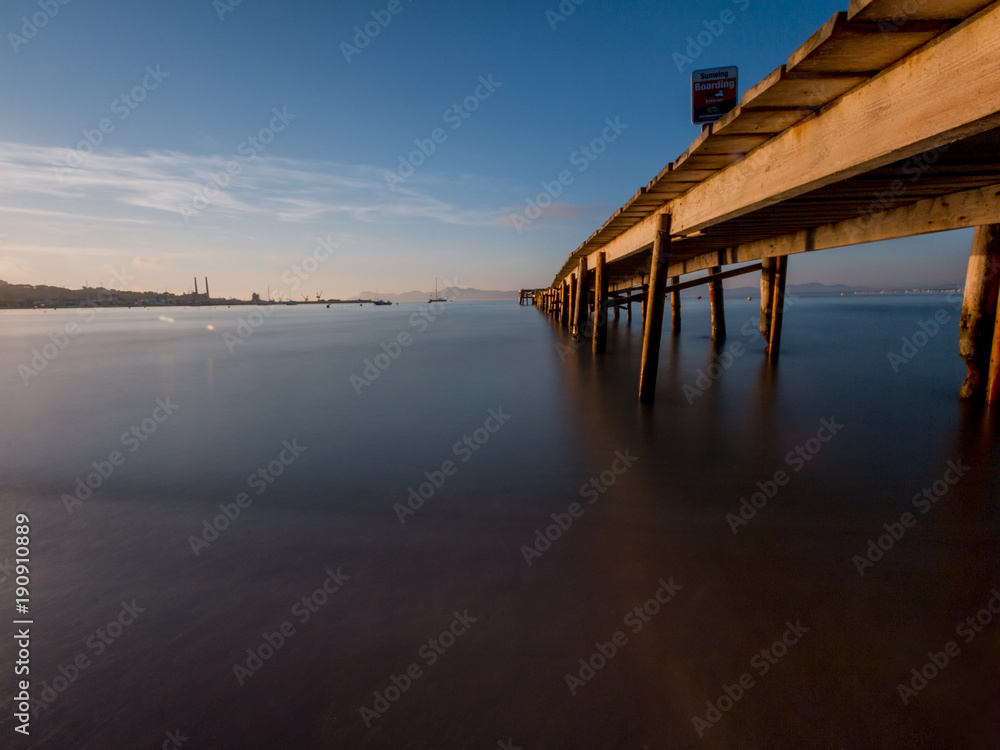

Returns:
0,296,998,749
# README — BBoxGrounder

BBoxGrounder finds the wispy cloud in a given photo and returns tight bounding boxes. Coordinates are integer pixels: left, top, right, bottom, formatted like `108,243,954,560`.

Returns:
0,141,505,229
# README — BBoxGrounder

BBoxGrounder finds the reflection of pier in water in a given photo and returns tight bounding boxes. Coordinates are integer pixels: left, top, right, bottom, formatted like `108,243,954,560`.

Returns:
531,0,1000,407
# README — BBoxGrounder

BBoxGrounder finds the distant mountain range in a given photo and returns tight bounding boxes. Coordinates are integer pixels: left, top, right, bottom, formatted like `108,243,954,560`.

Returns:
716,282,961,298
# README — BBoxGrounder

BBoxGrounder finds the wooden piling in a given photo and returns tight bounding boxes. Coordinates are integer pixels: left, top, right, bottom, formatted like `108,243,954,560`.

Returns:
594,252,609,353
987,299,1000,405
569,274,578,335
760,257,776,341
708,265,726,341
561,281,569,328
670,275,681,333
574,257,590,340
638,214,671,403
768,256,788,358
960,225,1000,399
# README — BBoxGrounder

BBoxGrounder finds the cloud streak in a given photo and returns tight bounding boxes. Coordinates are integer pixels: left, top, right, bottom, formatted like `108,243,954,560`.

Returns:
0,141,506,229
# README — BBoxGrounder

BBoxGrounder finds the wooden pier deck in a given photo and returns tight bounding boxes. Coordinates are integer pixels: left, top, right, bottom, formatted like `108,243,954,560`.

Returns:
533,0,1000,404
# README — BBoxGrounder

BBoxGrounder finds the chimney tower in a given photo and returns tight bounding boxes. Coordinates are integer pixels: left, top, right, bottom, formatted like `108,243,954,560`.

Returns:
194,277,199,295
205,277,210,299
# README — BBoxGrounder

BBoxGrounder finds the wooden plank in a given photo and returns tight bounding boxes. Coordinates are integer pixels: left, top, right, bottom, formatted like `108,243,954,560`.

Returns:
664,183,1000,277
786,12,942,75
711,107,815,136
849,0,994,22
745,73,868,109
663,263,764,294
668,4,1000,236
786,13,846,72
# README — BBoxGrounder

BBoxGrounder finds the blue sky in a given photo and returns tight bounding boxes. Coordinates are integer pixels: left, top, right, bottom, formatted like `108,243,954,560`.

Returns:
0,0,973,299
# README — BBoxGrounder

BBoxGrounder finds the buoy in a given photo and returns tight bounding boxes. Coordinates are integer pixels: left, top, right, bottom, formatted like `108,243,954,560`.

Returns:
697,295,702,300
747,296,752,301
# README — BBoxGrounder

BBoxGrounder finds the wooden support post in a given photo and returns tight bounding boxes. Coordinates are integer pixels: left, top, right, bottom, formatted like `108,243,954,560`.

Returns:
760,257,776,341
626,301,632,323
569,274,578,334
768,256,788,359
639,214,671,403
640,284,649,329
574,257,589,340
960,225,1000,399
987,299,1000,405
708,265,726,341
670,275,681,333
594,252,609,353
613,296,620,321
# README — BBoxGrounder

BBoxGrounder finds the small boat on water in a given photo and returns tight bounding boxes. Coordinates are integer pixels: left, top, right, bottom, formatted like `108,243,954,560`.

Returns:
373,289,392,306
428,278,446,303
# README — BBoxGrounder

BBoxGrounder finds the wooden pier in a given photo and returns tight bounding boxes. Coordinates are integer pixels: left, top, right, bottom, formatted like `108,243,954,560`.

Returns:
532,0,1000,405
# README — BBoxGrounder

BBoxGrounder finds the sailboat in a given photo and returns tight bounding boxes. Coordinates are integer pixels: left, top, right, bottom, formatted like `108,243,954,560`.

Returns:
428,278,447,303
373,289,392,306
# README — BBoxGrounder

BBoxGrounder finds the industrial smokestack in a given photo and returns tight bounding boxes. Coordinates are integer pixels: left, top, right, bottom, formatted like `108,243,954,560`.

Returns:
205,277,209,299
194,277,199,295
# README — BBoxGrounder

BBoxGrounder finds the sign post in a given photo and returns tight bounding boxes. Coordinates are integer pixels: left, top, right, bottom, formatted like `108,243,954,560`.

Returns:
692,66,739,125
